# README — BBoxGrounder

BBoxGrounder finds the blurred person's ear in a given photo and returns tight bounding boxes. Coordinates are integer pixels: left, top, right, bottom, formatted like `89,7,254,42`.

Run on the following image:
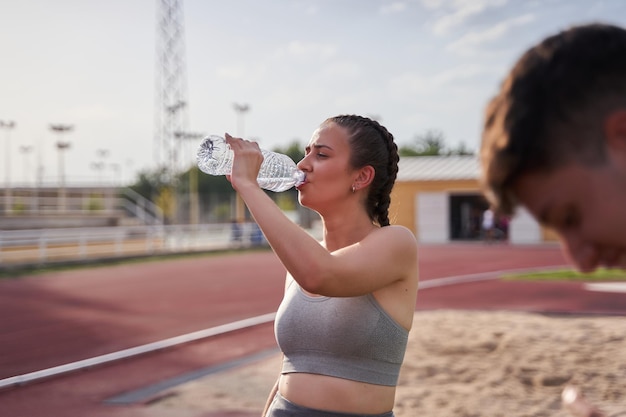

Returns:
604,109,626,150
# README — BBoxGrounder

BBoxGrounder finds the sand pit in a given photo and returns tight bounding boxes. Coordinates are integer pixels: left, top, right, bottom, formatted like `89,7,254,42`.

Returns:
150,310,625,417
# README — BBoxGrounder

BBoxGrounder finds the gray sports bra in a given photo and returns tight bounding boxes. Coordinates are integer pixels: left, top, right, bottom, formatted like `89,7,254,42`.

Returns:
274,277,408,386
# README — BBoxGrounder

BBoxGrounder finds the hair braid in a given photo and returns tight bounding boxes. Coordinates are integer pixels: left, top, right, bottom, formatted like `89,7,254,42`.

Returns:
325,115,399,226
371,122,399,226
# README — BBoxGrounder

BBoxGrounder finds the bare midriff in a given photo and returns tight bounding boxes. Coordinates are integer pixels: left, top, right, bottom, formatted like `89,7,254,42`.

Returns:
279,372,395,414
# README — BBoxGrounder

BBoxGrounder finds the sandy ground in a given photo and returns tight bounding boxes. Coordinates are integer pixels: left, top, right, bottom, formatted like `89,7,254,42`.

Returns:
150,310,625,417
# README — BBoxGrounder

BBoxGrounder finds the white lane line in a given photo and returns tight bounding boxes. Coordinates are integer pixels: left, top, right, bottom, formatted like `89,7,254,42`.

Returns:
0,312,276,390
584,283,626,293
104,348,280,405
419,271,502,288
418,265,571,289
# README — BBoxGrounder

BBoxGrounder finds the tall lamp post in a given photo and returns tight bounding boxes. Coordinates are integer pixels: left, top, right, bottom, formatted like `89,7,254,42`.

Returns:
174,131,205,225
19,145,33,186
1,120,16,214
163,100,186,223
90,162,105,184
233,103,250,138
50,124,73,212
124,159,134,185
166,100,186,174
232,103,250,223
95,148,113,212
95,149,109,184
110,163,121,186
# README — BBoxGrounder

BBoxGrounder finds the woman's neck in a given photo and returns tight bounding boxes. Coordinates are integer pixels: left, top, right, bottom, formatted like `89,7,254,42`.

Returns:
321,211,378,252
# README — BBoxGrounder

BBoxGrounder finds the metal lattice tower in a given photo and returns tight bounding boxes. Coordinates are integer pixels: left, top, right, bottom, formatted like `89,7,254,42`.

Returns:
155,0,189,178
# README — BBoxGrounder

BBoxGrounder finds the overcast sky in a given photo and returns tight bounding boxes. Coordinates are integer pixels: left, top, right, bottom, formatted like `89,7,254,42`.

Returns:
1,0,626,186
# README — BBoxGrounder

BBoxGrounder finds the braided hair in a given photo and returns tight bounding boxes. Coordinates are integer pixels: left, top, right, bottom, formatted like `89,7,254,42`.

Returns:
324,115,399,227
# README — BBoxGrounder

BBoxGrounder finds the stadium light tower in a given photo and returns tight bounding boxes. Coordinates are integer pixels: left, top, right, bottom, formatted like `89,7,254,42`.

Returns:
0,120,15,214
233,103,250,139
155,0,190,179
232,103,250,223
174,130,205,225
50,124,73,212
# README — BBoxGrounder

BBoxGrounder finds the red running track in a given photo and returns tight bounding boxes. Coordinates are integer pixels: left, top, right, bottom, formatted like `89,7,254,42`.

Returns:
0,243,625,417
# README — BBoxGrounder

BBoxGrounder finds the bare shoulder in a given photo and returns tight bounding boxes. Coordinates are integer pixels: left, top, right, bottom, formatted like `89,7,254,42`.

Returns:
374,225,417,243
387,224,417,240
369,225,418,256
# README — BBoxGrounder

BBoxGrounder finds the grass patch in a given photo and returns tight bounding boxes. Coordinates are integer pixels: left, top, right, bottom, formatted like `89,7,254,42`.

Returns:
503,268,626,282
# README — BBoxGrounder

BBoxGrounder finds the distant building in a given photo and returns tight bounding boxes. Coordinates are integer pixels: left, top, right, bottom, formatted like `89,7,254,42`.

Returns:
391,156,558,244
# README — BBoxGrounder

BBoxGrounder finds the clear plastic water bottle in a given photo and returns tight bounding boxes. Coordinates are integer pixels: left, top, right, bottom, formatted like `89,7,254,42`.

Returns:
196,135,306,192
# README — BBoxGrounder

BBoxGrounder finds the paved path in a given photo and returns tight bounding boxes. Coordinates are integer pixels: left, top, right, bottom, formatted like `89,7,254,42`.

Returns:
0,243,624,417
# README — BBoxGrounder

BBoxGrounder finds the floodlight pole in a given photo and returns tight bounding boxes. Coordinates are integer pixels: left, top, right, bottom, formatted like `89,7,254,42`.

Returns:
1,120,16,214
50,124,74,212
232,103,250,223
174,131,205,225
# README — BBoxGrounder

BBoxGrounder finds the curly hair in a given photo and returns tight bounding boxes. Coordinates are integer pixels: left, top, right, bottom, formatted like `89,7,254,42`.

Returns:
324,115,399,226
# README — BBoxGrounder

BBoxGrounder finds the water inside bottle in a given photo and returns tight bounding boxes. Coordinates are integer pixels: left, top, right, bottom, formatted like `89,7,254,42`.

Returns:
256,177,295,192
258,152,305,191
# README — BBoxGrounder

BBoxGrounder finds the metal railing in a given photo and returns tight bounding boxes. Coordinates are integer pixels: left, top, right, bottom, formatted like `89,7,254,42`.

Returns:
0,222,269,268
0,187,163,226
120,187,164,225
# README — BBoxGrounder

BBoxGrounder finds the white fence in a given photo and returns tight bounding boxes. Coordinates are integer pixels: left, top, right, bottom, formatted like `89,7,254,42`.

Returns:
0,223,268,268
0,186,163,226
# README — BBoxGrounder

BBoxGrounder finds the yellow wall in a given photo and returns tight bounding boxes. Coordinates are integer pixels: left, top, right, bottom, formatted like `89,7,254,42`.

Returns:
390,179,481,234
391,178,557,243
542,226,560,242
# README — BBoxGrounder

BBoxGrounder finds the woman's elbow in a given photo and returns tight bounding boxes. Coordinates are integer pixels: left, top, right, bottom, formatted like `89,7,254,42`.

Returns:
298,275,325,294
294,266,328,294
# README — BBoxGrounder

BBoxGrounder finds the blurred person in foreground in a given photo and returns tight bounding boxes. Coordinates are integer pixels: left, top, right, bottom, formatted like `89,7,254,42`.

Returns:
481,22,626,417
224,115,418,416
481,22,626,273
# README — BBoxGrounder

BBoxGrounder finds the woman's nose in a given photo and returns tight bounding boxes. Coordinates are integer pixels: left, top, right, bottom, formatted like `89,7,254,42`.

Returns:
297,156,309,171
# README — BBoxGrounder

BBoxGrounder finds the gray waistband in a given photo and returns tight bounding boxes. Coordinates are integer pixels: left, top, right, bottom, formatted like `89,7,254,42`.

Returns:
266,392,395,417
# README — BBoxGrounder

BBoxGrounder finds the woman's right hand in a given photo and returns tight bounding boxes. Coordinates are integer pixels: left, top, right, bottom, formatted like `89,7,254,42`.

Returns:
224,133,264,191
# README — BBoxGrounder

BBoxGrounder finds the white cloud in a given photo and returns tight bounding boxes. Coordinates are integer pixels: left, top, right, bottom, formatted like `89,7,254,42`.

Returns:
216,65,248,80
430,0,508,35
388,63,494,95
420,0,446,10
67,105,117,122
447,13,535,54
279,40,338,61
380,2,408,14
304,5,318,15
432,63,493,84
320,61,361,79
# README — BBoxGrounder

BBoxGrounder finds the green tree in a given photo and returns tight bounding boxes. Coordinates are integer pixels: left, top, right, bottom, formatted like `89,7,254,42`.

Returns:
179,166,233,199
272,139,305,164
399,129,446,156
447,141,474,156
130,166,171,201
399,129,474,157
180,166,235,222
